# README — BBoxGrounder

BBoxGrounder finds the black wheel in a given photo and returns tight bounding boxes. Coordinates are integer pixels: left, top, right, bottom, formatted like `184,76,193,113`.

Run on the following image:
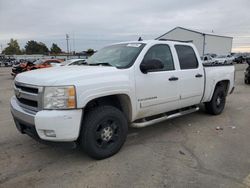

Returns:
205,85,226,115
80,105,128,159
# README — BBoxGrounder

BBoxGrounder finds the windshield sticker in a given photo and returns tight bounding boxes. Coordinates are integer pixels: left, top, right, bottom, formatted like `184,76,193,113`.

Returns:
127,44,142,48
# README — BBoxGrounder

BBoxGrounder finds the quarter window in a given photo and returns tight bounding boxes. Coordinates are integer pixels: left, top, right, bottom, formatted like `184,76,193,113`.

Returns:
143,44,174,71
175,45,198,69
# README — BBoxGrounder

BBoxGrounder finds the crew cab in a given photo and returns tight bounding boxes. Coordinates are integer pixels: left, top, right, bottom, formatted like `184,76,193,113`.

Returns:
11,40,235,159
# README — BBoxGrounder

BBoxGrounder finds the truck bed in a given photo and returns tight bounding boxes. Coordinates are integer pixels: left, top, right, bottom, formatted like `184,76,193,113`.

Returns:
202,64,235,103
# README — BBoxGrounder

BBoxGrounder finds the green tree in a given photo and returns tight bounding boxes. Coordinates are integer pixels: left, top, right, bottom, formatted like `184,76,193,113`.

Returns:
2,39,21,55
50,43,62,54
25,40,49,54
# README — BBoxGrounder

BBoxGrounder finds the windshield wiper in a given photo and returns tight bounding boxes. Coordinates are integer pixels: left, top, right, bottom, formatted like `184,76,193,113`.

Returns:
86,62,113,67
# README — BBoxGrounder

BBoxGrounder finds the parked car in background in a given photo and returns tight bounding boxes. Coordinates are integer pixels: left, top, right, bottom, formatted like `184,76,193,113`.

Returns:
4,61,13,67
234,55,245,64
201,55,214,64
1,58,17,67
11,40,235,159
11,59,63,76
61,59,86,66
214,55,233,64
227,55,235,63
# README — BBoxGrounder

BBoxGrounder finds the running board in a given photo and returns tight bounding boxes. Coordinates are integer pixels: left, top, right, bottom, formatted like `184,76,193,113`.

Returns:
131,106,199,128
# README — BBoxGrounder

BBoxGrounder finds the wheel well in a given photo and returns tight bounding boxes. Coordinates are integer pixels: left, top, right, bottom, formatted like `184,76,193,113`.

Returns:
84,94,132,122
214,80,230,94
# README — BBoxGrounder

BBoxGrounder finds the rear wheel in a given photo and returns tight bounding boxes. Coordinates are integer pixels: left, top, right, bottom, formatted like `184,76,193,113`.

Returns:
205,85,227,115
80,105,128,159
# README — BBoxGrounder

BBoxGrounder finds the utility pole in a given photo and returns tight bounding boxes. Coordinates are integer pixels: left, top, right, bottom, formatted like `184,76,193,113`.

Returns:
73,33,75,55
66,34,69,59
0,44,3,54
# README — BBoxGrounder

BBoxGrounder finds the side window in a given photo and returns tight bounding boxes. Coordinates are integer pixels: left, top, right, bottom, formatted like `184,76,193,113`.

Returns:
143,44,174,71
175,45,198,69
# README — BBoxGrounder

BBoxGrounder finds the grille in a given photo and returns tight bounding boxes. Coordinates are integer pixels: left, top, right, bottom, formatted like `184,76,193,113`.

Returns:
15,84,38,94
14,82,42,112
18,98,38,108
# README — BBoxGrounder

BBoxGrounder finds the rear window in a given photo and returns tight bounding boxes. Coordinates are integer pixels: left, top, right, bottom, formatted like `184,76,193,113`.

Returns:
175,45,198,69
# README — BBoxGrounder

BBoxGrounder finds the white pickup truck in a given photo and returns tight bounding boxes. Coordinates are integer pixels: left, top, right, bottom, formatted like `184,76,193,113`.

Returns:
11,40,235,159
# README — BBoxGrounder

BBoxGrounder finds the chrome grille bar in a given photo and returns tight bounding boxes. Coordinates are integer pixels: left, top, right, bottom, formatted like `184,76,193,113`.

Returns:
14,82,43,112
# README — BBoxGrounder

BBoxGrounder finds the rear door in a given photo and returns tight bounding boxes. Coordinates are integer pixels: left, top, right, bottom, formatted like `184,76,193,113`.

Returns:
174,45,204,106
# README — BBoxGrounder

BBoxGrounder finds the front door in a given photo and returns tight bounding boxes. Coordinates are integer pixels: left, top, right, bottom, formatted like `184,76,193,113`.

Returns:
135,44,180,119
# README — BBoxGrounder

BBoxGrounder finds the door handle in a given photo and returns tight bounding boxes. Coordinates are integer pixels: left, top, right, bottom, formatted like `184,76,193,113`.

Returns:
195,74,203,78
169,76,179,81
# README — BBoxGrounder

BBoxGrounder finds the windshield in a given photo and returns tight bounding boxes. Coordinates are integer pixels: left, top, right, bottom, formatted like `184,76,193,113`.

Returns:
87,43,145,68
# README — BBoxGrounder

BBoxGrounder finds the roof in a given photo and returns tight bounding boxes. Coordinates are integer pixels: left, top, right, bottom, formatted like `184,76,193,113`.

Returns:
113,40,194,46
156,27,233,39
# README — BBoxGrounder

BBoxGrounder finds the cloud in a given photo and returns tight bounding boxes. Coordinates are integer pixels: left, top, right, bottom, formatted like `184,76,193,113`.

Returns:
0,0,250,52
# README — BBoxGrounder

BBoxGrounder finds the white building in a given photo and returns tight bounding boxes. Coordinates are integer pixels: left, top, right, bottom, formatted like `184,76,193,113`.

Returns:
156,27,233,56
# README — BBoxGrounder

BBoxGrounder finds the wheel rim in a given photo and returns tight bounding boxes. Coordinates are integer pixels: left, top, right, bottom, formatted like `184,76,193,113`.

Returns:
216,91,225,108
216,96,222,106
95,118,119,148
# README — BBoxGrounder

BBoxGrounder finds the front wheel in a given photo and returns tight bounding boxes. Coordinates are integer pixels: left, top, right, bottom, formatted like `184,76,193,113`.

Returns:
205,85,227,115
80,106,128,159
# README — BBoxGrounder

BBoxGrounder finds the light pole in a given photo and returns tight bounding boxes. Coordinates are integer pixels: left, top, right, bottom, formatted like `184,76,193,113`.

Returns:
66,34,69,59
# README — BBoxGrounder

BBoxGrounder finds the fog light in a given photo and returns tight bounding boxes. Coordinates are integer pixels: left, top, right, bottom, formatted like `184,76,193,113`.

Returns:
44,130,56,137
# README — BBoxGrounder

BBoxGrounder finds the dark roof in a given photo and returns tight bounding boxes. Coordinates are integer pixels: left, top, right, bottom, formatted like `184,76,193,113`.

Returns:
156,27,233,39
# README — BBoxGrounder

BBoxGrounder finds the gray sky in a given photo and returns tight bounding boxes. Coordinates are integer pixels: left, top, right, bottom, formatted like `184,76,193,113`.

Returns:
0,0,250,52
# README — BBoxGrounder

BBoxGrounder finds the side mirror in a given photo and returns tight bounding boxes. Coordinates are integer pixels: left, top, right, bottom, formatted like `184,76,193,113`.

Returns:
140,59,164,74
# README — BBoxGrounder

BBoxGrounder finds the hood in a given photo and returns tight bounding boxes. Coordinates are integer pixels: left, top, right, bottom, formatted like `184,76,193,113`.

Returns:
15,65,123,86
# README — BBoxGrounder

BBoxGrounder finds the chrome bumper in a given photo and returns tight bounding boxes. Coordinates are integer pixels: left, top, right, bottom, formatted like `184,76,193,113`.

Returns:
10,96,36,125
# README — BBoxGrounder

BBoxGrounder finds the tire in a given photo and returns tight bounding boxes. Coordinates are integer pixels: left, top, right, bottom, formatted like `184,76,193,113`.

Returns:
80,105,128,159
205,85,227,115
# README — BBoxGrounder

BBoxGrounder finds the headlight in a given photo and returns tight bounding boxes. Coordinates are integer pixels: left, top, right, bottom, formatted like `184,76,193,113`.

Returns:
43,86,76,109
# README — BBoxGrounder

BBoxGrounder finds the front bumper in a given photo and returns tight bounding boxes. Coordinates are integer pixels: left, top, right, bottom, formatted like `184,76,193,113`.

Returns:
10,96,83,143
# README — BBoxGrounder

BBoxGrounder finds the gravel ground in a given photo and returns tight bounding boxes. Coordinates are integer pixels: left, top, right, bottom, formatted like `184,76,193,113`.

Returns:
0,65,250,188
